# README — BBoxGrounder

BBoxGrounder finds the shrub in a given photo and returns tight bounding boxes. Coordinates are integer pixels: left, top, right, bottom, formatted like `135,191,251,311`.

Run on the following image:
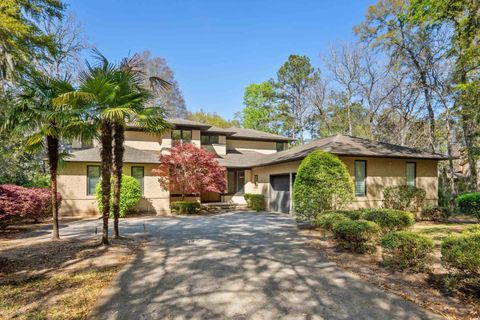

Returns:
380,231,434,271
95,175,142,218
293,151,354,223
244,193,265,211
314,212,350,230
463,225,480,234
383,185,426,212
171,201,201,214
456,193,480,221
332,219,380,253
0,184,62,227
420,206,451,222
442,233,480,276
361,209,415,233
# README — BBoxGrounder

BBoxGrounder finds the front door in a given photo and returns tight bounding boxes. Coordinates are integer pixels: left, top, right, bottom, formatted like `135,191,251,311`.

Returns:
269,174,290,213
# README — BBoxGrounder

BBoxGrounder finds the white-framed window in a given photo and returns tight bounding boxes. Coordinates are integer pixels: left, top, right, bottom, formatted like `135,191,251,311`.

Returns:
131,166,144,194
406,162,416,187
87,165,100,196
354,160,366,197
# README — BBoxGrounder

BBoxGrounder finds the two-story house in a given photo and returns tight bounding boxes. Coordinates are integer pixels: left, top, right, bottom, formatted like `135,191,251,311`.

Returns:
58,118,447,216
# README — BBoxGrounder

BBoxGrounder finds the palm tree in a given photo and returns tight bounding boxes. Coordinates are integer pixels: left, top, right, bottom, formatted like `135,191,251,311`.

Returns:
2,72,91,239
56,50,170,243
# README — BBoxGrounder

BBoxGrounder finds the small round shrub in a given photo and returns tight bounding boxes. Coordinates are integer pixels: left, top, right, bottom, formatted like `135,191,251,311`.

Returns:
362,209,415,233
420,206,451,222
171,201,201,214
244,193,265,211
463,225,480,234
96,175,141,218
380,231,434,271
322,210,363,220
332,219,380,253
441,232,480,276
314,212,350,230
456,192,480,221
293,151,354,224
383,185,426,211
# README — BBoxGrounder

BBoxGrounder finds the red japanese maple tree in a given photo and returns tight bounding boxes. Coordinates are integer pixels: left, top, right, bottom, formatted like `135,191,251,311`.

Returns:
153,142,227,200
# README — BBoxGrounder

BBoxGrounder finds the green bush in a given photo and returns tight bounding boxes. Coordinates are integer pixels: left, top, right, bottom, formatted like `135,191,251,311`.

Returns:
95,175,141,218
383,185,426,212
442,233,480,276
361,209,415,233
456,193,480,221
171,201,201,214
293,151,354,223
420,206,451,222
380,231,434,271
314,212,350,230
463,225,480,234
332,219,380,253
244,193,265,211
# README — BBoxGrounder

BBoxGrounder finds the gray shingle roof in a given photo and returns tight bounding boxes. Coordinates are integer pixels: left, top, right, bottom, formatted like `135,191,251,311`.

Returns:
252,135,449,167
215,150,269,168
67,146,160,164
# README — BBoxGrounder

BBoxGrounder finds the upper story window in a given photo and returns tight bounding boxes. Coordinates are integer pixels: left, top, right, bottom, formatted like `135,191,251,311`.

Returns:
87,165,100,196
276,142,285,152
406,162,416,187
172,129,192,143
201,135,219,145
354,160,366,197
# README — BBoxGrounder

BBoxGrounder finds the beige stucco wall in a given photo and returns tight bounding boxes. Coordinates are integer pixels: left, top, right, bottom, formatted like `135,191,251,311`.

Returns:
202,135,227,155
226,139,278,154
58,162,171,217
248,157,438,213
124,130,162,150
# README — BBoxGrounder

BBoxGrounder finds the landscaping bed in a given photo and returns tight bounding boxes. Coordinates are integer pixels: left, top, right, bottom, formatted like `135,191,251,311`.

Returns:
0,235,146,319
301,219,480,319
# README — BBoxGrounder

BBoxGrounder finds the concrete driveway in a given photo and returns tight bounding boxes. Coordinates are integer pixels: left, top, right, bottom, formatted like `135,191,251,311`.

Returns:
68,212,440,320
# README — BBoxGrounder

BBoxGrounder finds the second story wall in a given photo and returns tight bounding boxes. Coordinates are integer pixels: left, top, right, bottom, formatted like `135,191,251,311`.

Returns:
124,130,162,151
226,139,279,154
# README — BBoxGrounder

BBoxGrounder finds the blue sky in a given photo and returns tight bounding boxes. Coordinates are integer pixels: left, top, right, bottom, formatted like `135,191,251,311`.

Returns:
68,0,374,120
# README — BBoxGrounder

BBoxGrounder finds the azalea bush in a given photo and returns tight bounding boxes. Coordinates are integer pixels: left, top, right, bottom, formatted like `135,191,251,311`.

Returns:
154,142,226,200
383,185,426,211
95,175,141,218
0,184,62,228
456,192,480,221
314,212,350,230
361,209,415,233
293,151,354,223
420,206,451,222
332,219,380,253
380,231,434,271
171,201,201,214
244,193,265,211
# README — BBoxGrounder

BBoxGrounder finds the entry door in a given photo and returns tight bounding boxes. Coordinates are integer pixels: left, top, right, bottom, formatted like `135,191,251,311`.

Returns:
270,174,290,213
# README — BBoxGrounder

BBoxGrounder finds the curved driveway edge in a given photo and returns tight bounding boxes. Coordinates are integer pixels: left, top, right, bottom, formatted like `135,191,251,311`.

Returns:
89,212,441,320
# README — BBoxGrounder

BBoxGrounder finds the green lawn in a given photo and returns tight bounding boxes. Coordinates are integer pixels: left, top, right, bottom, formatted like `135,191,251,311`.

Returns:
413,221,476,243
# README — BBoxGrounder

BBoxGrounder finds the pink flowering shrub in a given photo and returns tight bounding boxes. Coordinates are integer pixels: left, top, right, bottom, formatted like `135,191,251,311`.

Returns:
0,184,62,228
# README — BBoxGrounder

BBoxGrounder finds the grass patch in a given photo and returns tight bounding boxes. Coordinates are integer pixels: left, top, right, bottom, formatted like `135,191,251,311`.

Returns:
413,222,470,243
0,267,118,319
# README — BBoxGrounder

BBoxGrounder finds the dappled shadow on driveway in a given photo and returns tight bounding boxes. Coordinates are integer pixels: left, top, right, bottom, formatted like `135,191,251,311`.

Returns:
90,212,440,320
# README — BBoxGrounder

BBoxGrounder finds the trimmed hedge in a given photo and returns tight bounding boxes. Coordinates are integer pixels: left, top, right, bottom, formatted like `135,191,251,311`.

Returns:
420,206,451,222
293,151,354,223
383,185,426,212
96,175,142,218
171,201,201,214
314,212,350,230
361,209,415,233
456,193,480,221
332,219,380,253
442,232,480,276
0,184,62,227
244,193,265,211
380,231,434,271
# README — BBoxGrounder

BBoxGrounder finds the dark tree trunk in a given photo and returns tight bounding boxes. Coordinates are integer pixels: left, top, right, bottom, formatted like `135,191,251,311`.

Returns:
46,135,60,240
112,123,125,239
100,121,113,245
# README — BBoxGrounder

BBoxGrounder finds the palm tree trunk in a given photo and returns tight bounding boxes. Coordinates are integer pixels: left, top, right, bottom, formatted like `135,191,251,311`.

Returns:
46,135,60,240
112,123,125,239
100,121,113,245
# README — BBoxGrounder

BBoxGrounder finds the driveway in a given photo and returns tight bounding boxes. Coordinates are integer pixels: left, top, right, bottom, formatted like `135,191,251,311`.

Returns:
59,212,438,319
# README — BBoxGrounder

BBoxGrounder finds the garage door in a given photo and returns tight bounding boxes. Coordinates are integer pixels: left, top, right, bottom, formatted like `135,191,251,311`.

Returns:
269,174,290,213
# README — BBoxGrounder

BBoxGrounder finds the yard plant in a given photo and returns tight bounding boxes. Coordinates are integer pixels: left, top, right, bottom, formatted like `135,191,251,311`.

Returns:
244,193,265,211
171,201,201,214
314,212,350,230
95,175,141,218
442,232,480,276
420,206,451,222
293,151,354,223
361,209,415,233
332,219,380,253
380,231,434,271
383,185,426,212
456,192,480,221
